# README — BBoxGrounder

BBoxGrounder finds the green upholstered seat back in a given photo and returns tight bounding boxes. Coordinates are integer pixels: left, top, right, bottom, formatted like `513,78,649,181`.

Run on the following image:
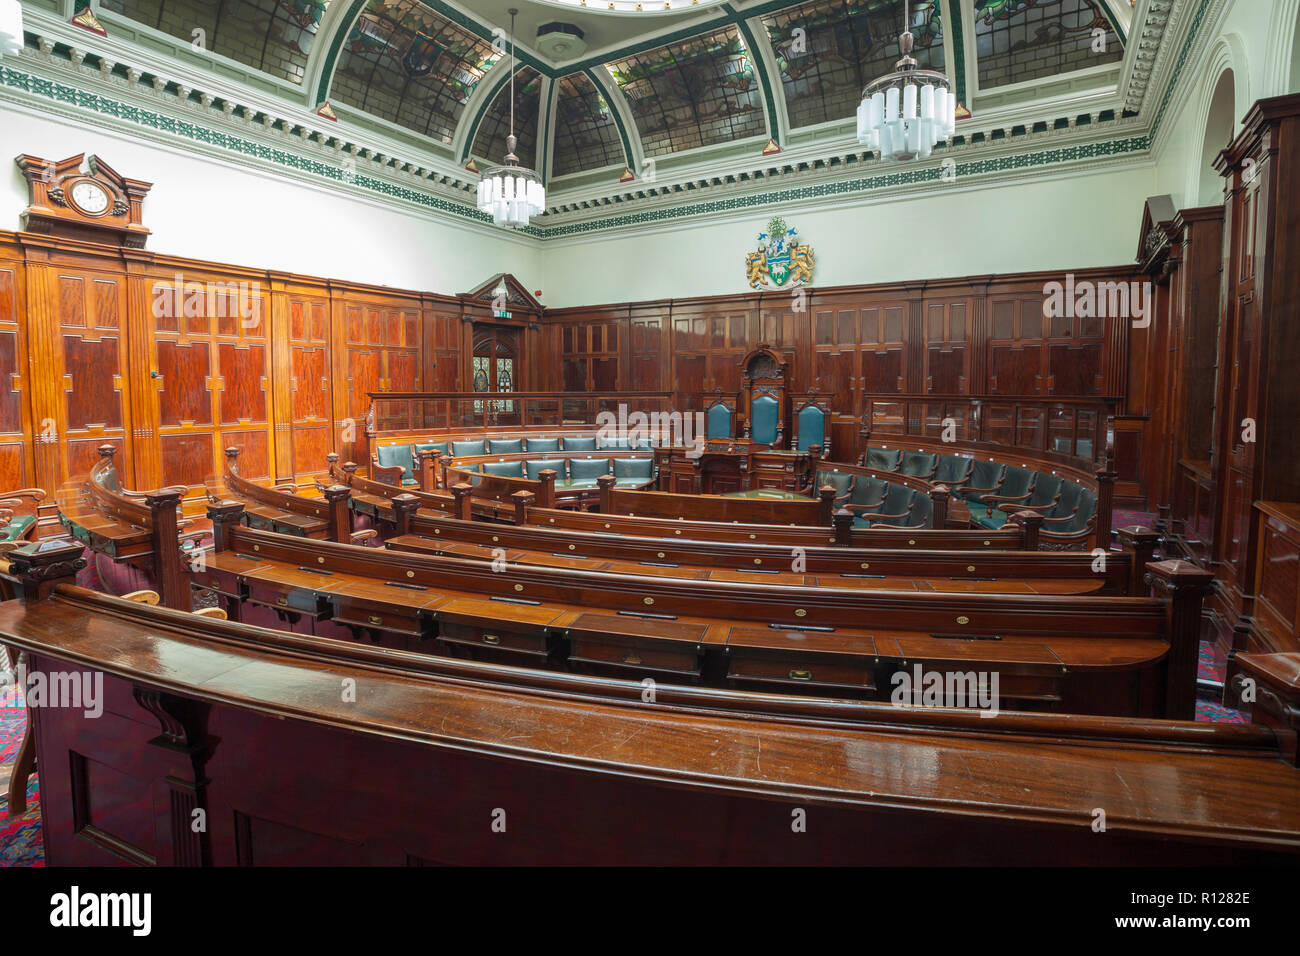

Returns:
934,454,973,485
852,476,887,507
412,441,446,457
1000,466,1036,498
1071,492,1098,531
488,438,522,454
796,404,826,451
1026,472,1065,507
451,440,486,457
865,447,901,471
525,458,567,480
598,436,632,451
376,443,413,481
568,457,612,480
613,458,653,480
706,402,733,440
878,483,912,515
562,436,596,452
905,490,933,527
1049,481,1085,518
815,470,853,497
967,459,1006,491
1,514,35,542
751,394,779,445
899,450,938,478
481,460,524,478
525,437,559,453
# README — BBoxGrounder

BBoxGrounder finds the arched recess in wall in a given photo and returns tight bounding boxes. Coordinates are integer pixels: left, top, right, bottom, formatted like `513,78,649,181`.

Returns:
1197,69,1235,206
1187,36,1248,208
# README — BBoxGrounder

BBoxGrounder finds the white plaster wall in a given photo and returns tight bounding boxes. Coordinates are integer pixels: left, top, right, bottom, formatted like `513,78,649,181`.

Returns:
0,100,544,297
538,163,1158,307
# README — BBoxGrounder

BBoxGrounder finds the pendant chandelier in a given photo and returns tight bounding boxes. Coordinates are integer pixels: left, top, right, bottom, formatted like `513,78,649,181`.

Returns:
0,0,24,58
476,9,545,229
856,0,956,162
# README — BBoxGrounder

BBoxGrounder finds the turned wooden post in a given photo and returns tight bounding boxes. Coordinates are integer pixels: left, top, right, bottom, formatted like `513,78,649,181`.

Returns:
832,508,855,545
326,452,341,481
597,474,617,514
1155,503,1171,536
929,483,950,528
1232,652,1300,766
1094,449,1117,552
145,488,189,611
323,484,351,543
816,485,836,526
538,469,558,510
224,445,240,476
206,500,245,553
809,444,823,467
1008,510,1043,550
858,422,871,466
512,490,535,526
438,454,453,489
388,493,418,537
6,538,87,602
1115,526,1161,595
416,449,439,491
1146,559,1215,721
451,482,473,521
342,461,359,484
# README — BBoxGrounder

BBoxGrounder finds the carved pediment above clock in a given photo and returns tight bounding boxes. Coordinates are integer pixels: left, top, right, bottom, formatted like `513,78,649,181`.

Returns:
14,153,152,248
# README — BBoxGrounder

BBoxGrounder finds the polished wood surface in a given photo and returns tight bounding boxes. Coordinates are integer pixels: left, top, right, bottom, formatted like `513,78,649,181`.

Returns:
1,584,1297,865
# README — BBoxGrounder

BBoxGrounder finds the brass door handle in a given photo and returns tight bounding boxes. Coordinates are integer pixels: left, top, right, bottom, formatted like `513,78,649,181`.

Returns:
482,634,501,645
368,615,383,626
789,669,812,681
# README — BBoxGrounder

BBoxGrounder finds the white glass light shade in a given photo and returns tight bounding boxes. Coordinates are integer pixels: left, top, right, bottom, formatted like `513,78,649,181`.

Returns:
0,0,24,57
478,165,546,229
857,71,955,162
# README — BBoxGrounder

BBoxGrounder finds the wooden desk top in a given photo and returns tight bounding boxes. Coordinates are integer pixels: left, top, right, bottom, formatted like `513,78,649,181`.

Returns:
385,534,1106,596
3,587,1297,854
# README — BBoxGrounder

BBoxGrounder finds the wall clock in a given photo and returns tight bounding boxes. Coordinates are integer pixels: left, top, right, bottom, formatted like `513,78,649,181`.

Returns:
14,153,152,247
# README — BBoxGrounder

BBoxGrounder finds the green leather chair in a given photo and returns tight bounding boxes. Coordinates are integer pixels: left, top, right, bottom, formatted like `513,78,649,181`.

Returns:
525,458,567,481
854,482,913,528
971,465,1035,524
933,454,973,487
525,437,559,453
850,475,887,510
566,457,612,488
562,436,596,452
481,460,524,478
706,401,733,440
488,438,523,454
1044,489,1097,535
865,447,902,471
961,460,1006,508
795,403,827,452
1,514,36,542
598,436,632,451
899,450,938,479
613,458,654,486
375,443,416,487
451,440,486,457
750,394,779,446
814,469,853,502
413,441,446,457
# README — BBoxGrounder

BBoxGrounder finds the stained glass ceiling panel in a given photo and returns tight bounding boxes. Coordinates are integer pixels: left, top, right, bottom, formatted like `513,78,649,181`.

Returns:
605,26,766,159
331,0,503,144
763,0,944,130
101,0,331,86
974,0,1123,90
553,72,625,177
471,67,543,171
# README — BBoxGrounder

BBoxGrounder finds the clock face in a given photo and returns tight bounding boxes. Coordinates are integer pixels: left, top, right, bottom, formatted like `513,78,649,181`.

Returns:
69,180,111,216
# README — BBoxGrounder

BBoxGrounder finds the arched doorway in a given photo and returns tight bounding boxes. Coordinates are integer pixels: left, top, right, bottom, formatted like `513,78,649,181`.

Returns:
1198,69,1235,205
472,326,520,424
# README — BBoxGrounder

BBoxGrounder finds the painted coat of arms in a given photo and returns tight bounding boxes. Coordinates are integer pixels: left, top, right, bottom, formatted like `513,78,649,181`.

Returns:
745,217,815,289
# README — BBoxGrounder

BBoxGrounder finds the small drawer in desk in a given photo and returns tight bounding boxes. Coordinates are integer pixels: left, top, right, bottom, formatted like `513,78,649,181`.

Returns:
246,581,332,619
726,627,877,695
